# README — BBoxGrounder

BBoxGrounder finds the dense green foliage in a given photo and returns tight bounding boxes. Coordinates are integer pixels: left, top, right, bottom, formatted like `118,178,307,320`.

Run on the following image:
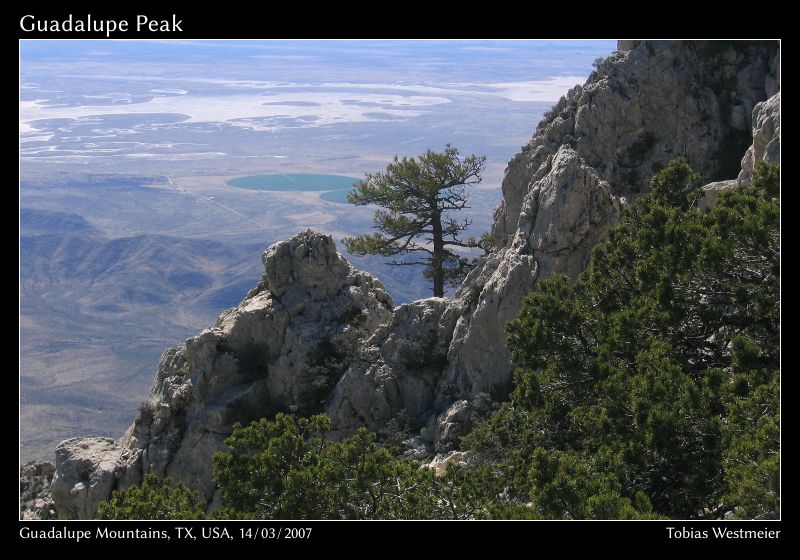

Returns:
344,145,486,297
92,415,482,520
212,413,477,519
464,159,779,519
96,473,205,520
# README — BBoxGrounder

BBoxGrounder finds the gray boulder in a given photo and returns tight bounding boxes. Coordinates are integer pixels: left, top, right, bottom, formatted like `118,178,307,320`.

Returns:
50,438,139,519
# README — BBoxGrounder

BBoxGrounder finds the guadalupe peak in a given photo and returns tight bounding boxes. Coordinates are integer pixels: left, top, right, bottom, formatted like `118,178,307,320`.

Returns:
44,41,780,519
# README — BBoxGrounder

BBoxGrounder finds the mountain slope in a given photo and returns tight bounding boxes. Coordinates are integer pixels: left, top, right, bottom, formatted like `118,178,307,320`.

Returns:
20,218,263,461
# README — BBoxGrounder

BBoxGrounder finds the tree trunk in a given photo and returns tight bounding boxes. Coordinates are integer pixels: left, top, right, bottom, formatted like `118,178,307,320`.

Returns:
431,206,445,297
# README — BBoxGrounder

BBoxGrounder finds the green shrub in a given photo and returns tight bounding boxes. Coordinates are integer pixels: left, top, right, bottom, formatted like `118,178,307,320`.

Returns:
464,160,779,519
96,473,205,520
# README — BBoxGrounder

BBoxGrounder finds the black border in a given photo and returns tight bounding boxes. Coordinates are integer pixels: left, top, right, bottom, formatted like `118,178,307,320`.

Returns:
16,7,784,547
14,8,786,39
15,519,786,546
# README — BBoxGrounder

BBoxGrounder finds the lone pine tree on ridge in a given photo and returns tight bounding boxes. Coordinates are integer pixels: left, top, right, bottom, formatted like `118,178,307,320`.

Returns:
344,145,487,298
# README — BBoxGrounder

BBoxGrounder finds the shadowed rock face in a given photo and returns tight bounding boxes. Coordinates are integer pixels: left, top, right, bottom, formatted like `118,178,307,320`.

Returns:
46,40,780,518
739,91,781,183
701,91,781,210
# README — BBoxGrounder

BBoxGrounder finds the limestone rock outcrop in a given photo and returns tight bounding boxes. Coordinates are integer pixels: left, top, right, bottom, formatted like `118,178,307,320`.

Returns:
48,230,393,516
127,229,392,502
325,297,460,441
434,40,779,445
45,41,780,518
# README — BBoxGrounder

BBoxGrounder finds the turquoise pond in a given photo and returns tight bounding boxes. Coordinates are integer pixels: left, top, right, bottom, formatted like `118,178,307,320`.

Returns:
226,173,357,204
319,190,351,204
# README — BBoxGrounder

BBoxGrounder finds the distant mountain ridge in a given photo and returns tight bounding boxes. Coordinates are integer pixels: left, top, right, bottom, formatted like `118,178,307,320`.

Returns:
21,208,100,236
20,212,264,463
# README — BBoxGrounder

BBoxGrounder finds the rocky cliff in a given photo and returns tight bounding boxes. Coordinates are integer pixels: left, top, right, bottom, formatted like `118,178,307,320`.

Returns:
433,39,780,446
325,39,780,451
50,231,394,517
40,40,779,519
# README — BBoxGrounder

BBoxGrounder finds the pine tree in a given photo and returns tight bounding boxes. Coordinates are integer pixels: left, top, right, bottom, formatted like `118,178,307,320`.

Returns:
344,145,486,297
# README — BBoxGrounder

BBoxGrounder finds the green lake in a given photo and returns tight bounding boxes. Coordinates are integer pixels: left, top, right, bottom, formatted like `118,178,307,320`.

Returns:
226,173,357,204
319,190,351,204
